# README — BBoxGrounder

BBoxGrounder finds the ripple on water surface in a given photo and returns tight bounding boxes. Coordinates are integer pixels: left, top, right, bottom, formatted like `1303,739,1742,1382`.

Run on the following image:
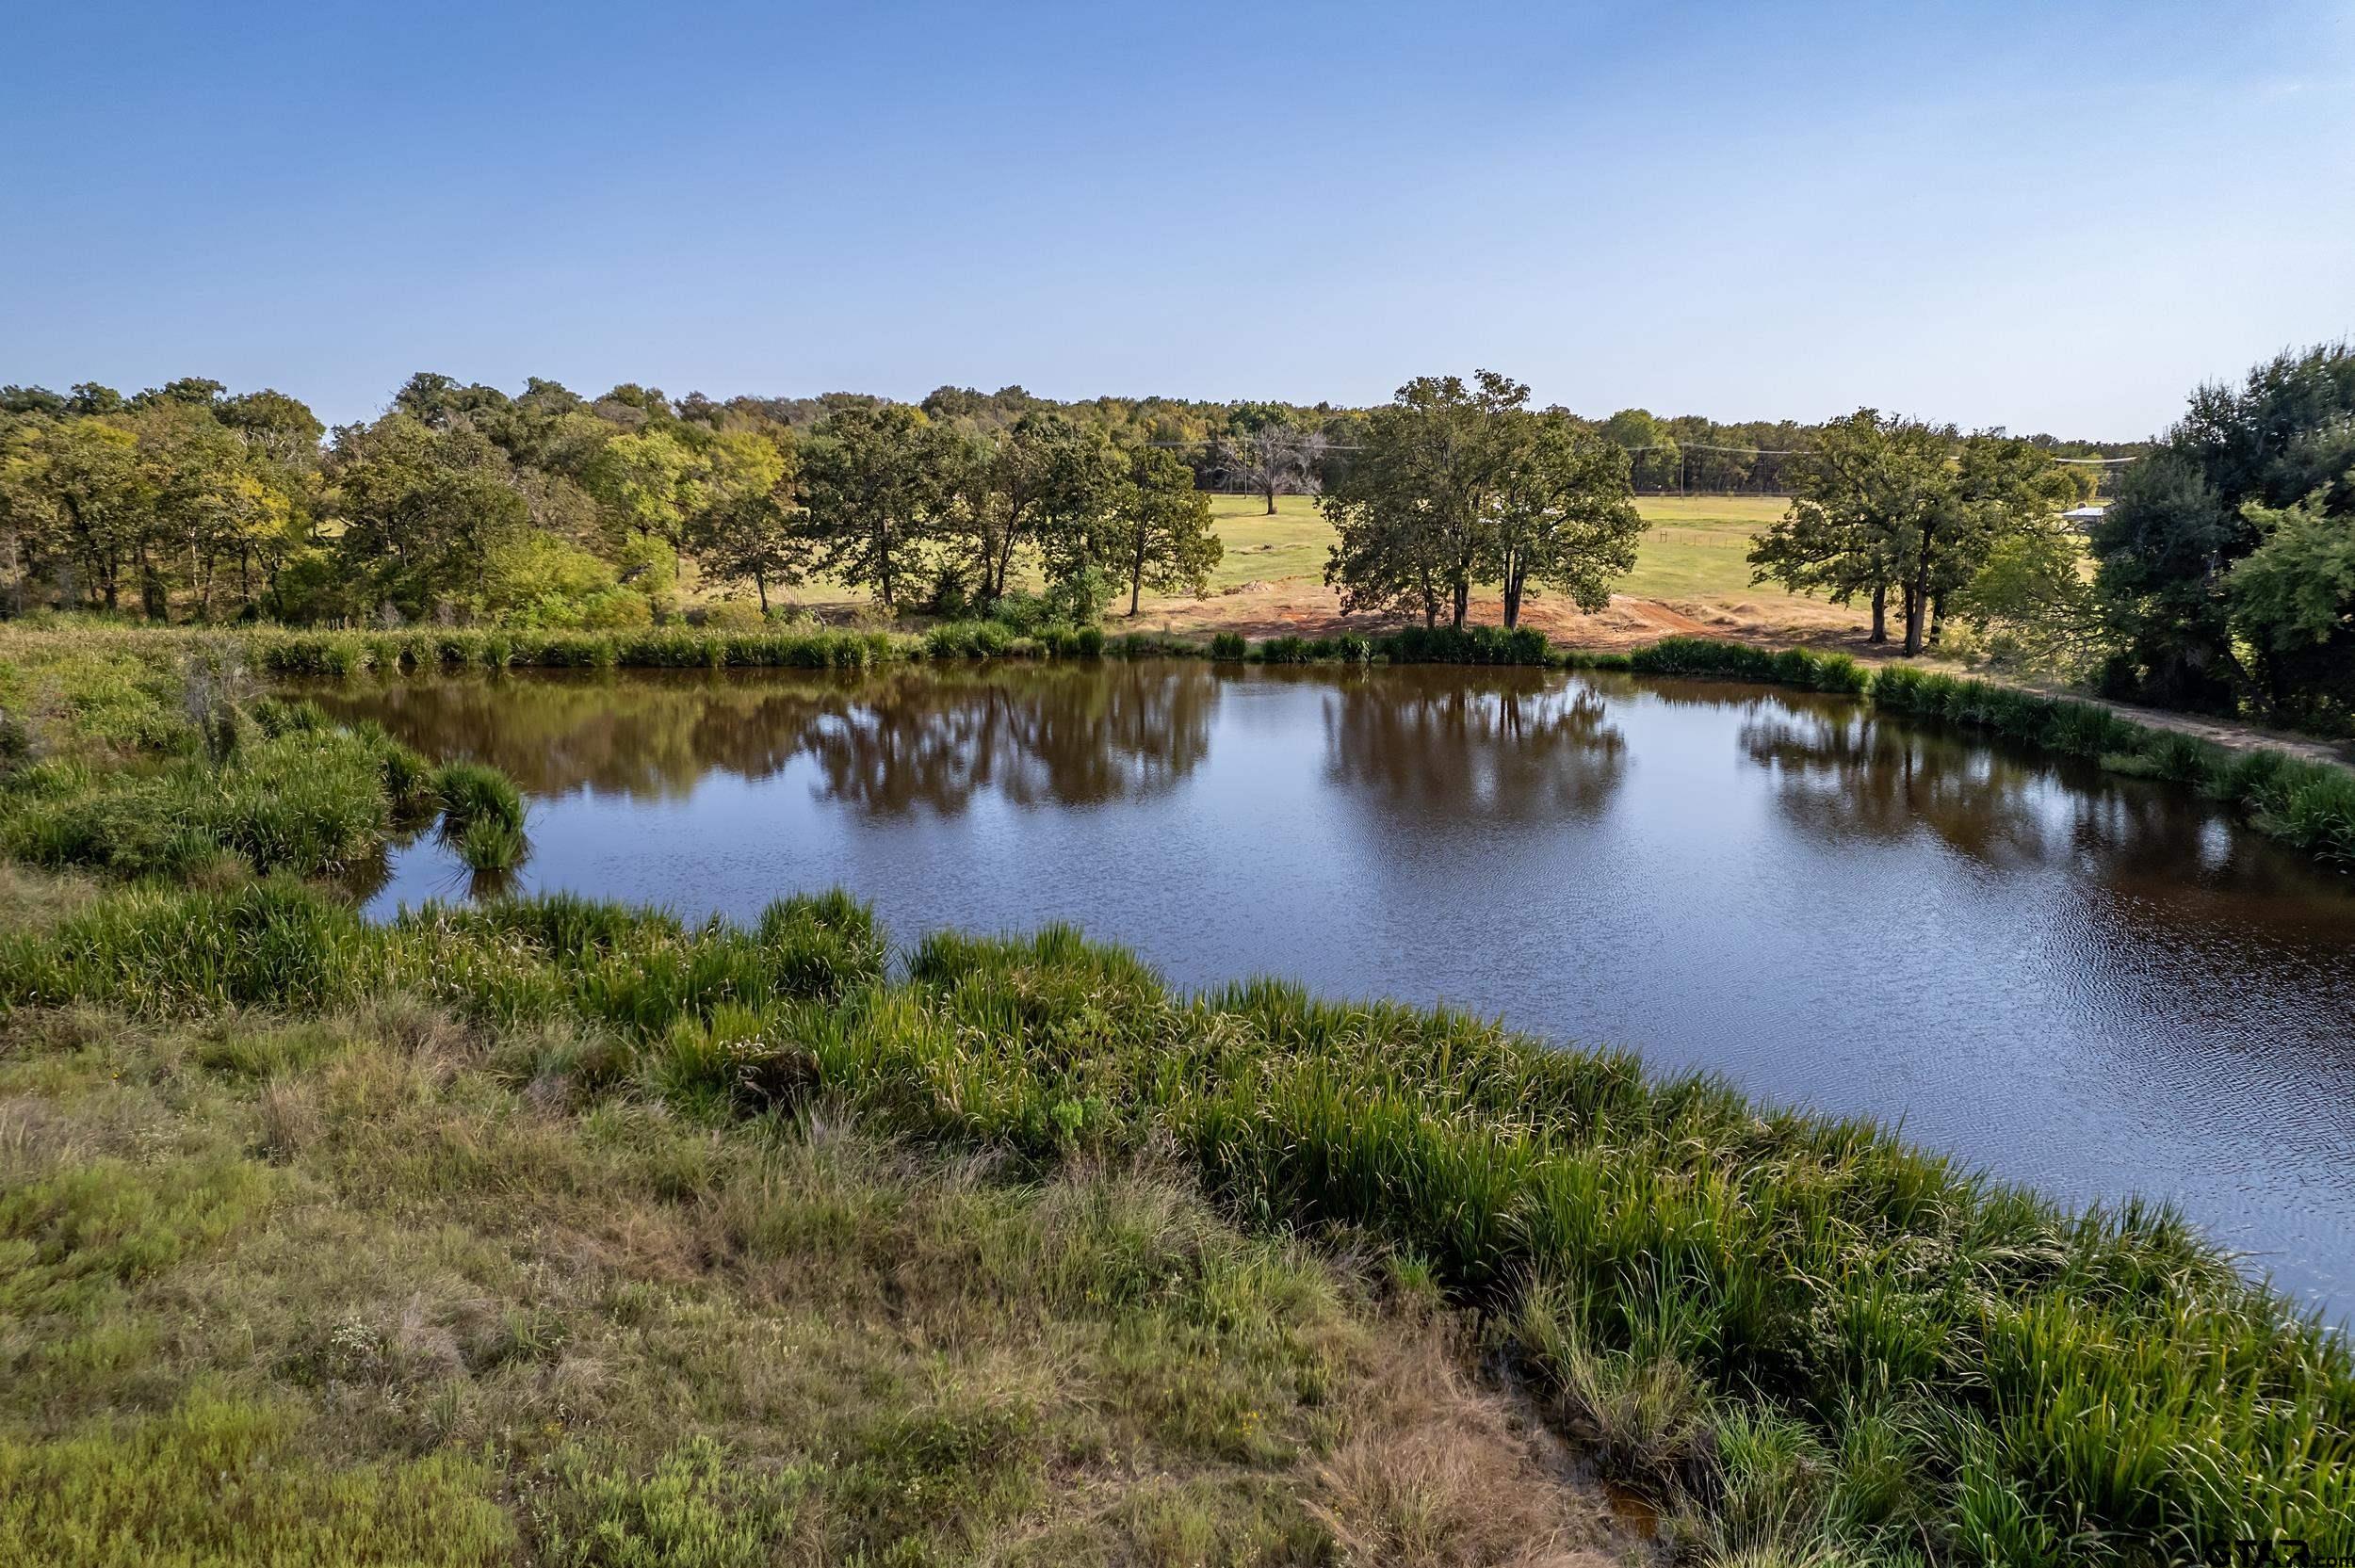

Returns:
308,662,2355,1312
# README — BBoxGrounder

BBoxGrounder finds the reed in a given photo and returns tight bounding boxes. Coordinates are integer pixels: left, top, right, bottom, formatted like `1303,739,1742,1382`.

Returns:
1629,635,1871,693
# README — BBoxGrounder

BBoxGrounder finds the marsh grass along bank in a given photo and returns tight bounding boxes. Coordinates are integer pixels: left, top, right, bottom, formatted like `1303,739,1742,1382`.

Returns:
2,879,2351,1562
3,624,2354,1562
0,639,527,887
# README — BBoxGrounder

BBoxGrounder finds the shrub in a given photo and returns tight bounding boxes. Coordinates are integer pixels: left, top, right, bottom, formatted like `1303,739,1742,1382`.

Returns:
1259,636,1312,665
1210,632,1247,661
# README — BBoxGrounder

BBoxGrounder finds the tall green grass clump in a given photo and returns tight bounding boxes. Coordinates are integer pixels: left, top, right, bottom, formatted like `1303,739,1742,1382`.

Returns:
450,815,527,873
0,879,378,1012
433,761,524,836
1375,623,1555,666
3,877,2348,1559
0,634,518,881
1225,625,1557,667
1630,635,1870,693
242,624,916,678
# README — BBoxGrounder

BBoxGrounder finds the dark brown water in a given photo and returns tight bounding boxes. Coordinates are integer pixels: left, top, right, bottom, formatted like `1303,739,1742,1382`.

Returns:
311,662,2355,1311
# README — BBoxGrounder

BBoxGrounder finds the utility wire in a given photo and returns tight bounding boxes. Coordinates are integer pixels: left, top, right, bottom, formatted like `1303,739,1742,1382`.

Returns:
1149,437,2138,462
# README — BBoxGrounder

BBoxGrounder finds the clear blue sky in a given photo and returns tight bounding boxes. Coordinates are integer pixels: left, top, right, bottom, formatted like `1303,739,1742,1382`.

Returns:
4,1,2349,437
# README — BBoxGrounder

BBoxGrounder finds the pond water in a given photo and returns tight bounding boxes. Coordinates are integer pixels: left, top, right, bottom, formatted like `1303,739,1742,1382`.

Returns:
312,661,2355,1311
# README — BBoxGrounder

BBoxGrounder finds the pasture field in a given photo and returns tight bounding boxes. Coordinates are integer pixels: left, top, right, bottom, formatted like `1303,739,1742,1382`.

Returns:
768,491,1855,646
1201,493,1795,601
1134,491,1863,645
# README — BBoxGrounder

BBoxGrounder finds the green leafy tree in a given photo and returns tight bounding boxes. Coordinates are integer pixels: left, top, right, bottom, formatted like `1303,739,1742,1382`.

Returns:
1488,412,1644,628
136,403,292,619
1600,409,1680,492
216,389,325,468
682,428,796,609
1324,372,1523,630
1757,413,2074,655
2225,479,2355,725
1031,424,1129,609
801,403,938,610
1751,411,1950,648
586,428,700,556
321,415,530,620
12,418,151,611
958,414,1115,603
1110,447,1223,616
1950,522,2103,675
2093,343,2355,716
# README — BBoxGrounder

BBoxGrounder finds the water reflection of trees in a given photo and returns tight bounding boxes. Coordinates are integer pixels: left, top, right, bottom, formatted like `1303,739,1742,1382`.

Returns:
307,662,1218,816
1739,709,2062,865
1738,705,2298,888
1318,669,1627,822
802,663,1215,815
307,675,834,799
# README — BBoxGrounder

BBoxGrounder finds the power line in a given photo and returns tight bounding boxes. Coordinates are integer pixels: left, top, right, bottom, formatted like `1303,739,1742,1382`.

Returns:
1151,436,2138,463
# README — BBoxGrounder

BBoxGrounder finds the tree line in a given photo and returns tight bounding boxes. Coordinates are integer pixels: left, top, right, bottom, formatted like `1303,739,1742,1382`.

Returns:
1743,340,2355,735
2090,342,2355,733
0,375,1226,628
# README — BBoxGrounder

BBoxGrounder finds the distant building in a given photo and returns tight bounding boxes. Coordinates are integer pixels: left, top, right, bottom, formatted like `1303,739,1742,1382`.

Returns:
2063,504,2107,531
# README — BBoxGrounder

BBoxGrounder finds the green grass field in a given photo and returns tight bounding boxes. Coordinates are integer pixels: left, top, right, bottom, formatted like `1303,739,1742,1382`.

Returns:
776,492,1804,627
1203,493,1795,603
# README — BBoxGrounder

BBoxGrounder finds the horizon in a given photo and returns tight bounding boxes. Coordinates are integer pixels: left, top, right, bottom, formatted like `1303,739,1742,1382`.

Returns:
5,0,2351,440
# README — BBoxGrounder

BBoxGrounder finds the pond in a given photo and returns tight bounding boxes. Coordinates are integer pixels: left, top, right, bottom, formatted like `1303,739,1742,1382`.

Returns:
310,661,2355,1312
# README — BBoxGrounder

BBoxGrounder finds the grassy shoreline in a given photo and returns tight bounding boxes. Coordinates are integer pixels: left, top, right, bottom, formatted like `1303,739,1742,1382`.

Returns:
8,621,2347,876
3,876,2349,1562
1,624,2351,1561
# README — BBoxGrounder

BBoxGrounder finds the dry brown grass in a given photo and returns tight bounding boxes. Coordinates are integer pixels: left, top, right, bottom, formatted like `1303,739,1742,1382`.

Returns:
0,993,1647,1566
1312,1314,1637,1566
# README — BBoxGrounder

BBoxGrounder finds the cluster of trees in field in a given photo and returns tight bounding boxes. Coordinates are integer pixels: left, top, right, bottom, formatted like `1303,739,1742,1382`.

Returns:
1321,372,1645,630
1746,411,2095,657
1740,341,2355,734
2089,343,2355,732
0,375,1233,627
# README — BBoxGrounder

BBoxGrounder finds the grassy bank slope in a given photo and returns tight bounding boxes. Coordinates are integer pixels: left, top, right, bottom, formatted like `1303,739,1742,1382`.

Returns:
2,627,2351,1563
0,912,1619,1566
2,879,2348,1564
